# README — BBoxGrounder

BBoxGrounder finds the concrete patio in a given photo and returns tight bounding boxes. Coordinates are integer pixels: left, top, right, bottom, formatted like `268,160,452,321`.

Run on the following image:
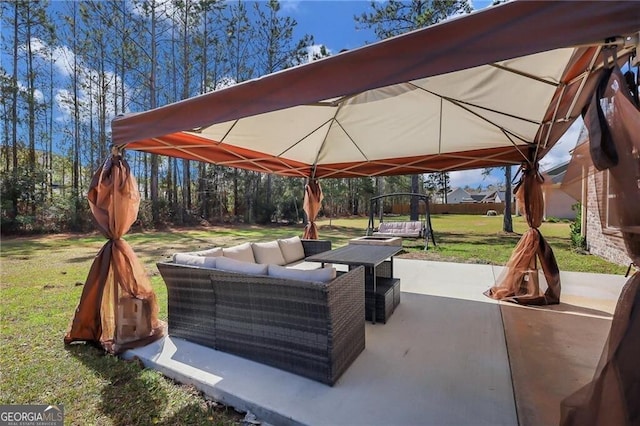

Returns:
125,259,628,426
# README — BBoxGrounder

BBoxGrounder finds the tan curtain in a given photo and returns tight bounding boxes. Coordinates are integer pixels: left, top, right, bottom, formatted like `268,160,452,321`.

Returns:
64,151,165,354
302,179,323,240
484,162,561,305
560,64,640,426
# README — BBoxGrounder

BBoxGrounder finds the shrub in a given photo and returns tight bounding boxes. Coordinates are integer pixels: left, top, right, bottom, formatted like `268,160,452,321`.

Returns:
569,203,586,251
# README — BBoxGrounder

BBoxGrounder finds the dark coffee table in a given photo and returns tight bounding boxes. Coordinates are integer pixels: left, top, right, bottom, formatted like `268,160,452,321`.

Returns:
306,244,402,324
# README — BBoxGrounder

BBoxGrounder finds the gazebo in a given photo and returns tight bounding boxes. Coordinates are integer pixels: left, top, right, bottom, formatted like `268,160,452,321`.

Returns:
68,1,639,423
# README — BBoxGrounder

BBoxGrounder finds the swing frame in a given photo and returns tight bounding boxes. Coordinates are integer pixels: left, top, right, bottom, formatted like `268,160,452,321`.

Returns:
366,193,436,250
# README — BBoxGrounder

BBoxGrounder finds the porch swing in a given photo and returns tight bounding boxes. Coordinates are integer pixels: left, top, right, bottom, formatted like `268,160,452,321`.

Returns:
366,193,437,250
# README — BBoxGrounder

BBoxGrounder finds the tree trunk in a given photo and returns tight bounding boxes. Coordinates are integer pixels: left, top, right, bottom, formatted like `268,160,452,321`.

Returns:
173,158,179,222
410,174,419,220
198,162,206,218
179,2,192,223
503,166,513,232
71,3,81,230
233,169,239,217
143,154,149,200
25,4,36,215
182,159,191,222
442,172,448,204
376,176,384,220
149,1,159,225
48,42,54,200
166,157,171,206
10,1,19,220
151,154,159,223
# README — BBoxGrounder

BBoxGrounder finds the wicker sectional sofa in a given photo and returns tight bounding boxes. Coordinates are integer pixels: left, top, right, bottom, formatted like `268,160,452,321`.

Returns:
157,237,366,385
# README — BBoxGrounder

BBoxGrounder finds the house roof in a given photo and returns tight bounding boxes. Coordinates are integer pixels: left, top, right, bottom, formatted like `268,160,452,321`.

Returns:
112,1,639,179
447,187,470,195
543,161,570,184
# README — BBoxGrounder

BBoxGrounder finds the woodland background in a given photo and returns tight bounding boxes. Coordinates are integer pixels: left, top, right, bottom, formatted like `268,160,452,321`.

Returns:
1,0,497,234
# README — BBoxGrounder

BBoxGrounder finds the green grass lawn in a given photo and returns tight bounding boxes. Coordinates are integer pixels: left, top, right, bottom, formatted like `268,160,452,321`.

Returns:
318,214,627,274
0,214,627,424
0,233,243,425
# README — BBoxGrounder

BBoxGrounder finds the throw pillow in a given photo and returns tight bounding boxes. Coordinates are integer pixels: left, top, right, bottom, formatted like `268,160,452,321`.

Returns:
277,236,306,264
216,257,268,275
222,242,256,263
174,253,217,269
172,252,198,260
252,241,286,265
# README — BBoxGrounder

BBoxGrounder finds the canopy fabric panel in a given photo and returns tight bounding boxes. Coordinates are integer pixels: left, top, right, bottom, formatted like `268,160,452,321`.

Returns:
64,153,166,354
484,165,561,305
112,1,639,178
559,63,640,426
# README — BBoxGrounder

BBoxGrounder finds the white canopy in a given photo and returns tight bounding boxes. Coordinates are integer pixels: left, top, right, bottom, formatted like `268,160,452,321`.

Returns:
112,1,639,178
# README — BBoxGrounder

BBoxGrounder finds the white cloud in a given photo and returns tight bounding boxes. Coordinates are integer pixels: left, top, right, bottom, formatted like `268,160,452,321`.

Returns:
16,80,44,104
29,38,76,80
280,1,301,14
539,117,583,170
447,118,585,187
54,66,126,127
130,0,177,21
25,38,132,126
130,0,206,31
54,89,73,122
449,167,502,189
306,44,331,62
214,76,237,91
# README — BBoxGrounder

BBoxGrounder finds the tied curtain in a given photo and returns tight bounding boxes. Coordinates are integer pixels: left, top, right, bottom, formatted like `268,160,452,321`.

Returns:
560,63,640,425
484,162,561,305
303,179,323,240
64,151,165,354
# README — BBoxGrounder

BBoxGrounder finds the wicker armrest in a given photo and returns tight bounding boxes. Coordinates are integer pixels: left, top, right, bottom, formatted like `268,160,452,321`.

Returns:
301,239,332,257
156,262,217,348
325,266,365,383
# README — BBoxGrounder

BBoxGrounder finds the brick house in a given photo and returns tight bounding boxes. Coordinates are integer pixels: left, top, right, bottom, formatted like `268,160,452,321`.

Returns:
582,172,632,267
570,127,632,267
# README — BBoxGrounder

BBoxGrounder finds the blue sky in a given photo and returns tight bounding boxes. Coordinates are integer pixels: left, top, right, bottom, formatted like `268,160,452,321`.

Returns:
283,1,377,51
280,0,579,189
284,0,494,53
4,0,580,191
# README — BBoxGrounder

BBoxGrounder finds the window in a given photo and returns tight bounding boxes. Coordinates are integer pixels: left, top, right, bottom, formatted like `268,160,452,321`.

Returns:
603,170,621,229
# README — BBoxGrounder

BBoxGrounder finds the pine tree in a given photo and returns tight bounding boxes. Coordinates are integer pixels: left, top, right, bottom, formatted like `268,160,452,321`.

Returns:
224,0,253,219
252,0,315,222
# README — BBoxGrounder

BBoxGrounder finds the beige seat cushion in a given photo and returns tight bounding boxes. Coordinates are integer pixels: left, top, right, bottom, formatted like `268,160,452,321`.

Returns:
252,241,286,265
268,264,336,283
216,257,268,275
285,260,325,270
222,242,256,263
277,236,306,264
174,253,218,269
